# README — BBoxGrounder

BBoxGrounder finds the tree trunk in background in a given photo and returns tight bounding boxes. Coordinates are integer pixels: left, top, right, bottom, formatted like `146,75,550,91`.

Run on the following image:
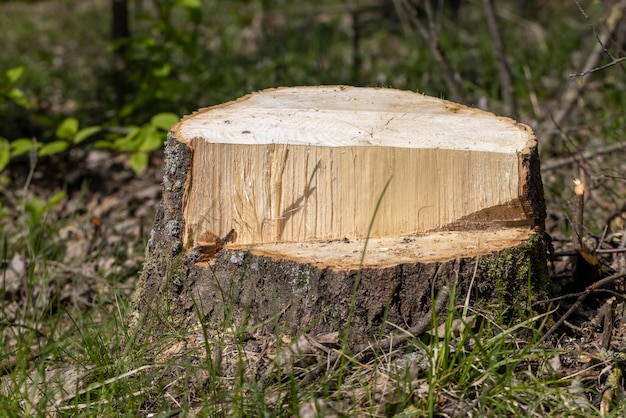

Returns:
130,86,551,345
111,0,131,107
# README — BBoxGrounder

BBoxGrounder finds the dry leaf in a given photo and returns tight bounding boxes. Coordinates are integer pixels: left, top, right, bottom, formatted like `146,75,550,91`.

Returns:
3,253,26,294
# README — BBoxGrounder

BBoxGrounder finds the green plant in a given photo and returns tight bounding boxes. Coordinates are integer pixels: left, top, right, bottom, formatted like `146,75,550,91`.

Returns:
92,112,179,174
0,62,179,175
0,66,32,171
0,103,178,175
0,66,31,110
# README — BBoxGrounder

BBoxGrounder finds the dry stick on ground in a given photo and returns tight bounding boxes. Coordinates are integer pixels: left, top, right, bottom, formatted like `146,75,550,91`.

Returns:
535,288,626,306
599,298,614,350
483,0,518,119
540,270,626,343
395,0,466,103
539,2,626,145
555,247,626,257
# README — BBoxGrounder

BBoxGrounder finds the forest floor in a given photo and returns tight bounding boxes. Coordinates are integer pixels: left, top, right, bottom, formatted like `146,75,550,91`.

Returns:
2,142,626,416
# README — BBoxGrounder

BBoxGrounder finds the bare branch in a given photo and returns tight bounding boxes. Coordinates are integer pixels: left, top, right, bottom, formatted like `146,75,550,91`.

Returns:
573,0,617,61
540,269,626,343
539,2,626,145
395,0,467,103
541,140,626,171
570,56,626,77
483,0,518,118
572,178,585,252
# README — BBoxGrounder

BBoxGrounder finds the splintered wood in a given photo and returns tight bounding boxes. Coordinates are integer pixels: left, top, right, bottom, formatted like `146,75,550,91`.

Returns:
172,86,540,260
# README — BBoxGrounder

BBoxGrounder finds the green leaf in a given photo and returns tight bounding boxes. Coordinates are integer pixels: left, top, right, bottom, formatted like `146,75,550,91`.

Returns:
25,197,44,225
10,138,35,157
73,126,101,144
56,117,79,140
39,141,69,157
150,112,179,131
139,130,165,152
152,63,171,78
7,88,31,109
6,66,24,84
116,127,141,152
129,152,148,175
46,191,66,209
176,0,201,9
94,140,114,150
0,138,10,172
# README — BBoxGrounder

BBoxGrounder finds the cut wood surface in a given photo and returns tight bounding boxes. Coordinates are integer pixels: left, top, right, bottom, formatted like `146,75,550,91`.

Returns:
131,86,549,345
172,86,542,268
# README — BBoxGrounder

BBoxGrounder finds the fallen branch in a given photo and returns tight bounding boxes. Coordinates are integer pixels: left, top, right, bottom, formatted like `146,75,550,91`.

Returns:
534,288,626,306
540,270,626,343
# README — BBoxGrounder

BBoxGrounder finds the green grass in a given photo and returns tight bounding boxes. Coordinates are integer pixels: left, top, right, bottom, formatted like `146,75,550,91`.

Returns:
0,202,603,416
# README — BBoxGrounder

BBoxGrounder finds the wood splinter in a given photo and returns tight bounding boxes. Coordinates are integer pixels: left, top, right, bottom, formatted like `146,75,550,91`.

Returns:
190,228,237,263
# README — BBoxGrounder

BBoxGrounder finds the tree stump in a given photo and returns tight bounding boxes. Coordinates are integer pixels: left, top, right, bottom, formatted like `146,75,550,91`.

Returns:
130,86,550,344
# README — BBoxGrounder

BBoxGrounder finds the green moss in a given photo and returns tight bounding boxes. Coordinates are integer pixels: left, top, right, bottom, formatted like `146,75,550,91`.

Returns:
475,233,553,322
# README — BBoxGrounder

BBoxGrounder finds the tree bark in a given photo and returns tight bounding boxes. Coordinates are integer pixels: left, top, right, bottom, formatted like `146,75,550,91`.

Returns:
130,86,550,345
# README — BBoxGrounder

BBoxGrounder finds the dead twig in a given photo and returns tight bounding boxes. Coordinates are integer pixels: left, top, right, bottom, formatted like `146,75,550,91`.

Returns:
540,270,626,343
540,1,626,145
572,178,585,252
599,298,614,350
483,0,518,118
570,56,626,77
573,0,619,62
541,140,626,173
534,288,626,306
555,247,626,256
395,0,466,103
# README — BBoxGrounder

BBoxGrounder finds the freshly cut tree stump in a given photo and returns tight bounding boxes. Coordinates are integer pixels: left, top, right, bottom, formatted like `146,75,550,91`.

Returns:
131,86,549,344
